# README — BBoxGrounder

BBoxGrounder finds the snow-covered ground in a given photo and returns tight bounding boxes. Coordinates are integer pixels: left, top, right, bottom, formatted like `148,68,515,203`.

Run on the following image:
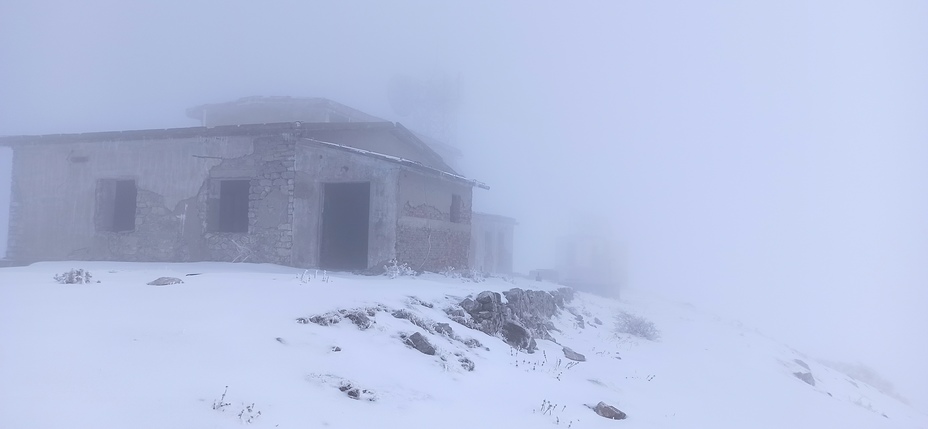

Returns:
1,261,924,429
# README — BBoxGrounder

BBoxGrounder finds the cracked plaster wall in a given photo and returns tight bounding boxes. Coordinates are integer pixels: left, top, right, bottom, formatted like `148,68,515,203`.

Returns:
5,134,298,264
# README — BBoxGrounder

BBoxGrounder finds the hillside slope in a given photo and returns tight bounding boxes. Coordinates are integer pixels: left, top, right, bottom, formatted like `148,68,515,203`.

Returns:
0,262,924,429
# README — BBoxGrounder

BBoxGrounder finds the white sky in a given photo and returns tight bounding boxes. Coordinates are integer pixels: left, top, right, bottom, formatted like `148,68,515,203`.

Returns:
1,0,926,411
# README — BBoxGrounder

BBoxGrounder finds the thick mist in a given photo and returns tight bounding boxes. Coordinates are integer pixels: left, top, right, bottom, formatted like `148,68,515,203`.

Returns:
1,0,926,411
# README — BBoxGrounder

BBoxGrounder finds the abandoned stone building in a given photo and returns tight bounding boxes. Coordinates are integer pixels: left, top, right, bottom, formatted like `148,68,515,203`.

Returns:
0,120,491,272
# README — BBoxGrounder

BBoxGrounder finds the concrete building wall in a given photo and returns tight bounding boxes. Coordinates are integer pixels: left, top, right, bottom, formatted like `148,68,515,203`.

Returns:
395,170,472,272
291,143,399,269
469,213,516,274
3,123,478,271
5,133,297,265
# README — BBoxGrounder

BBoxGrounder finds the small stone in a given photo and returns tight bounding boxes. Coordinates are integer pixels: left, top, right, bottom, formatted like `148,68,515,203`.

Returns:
404,332,436,355
593,402,627,420
458,356,475,371
147,277,183,286
794,371,815,386
563,346,586,362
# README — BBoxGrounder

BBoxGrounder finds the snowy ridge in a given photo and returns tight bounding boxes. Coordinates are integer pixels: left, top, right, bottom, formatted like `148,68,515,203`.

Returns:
0,262,924,429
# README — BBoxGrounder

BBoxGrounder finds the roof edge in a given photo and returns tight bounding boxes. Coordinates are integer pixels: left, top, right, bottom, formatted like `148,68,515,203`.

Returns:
299,137,489,190
0,121,395,145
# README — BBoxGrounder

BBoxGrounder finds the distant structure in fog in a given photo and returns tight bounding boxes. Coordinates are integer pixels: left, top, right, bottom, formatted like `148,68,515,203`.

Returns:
555,232,626,298
0,97,515,274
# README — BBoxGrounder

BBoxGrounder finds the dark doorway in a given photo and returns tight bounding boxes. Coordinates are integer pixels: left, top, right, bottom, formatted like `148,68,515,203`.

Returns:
95,179,137,232
320,182,370,270
112,180,138,232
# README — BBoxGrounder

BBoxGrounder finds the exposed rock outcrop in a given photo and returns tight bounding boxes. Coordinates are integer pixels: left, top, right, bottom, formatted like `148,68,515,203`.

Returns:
297,307,380,330
450,287,574,353
344,311,373,330
459,291,506,334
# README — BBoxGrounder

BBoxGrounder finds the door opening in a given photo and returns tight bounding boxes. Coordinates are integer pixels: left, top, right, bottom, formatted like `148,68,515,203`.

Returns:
320,182,370,270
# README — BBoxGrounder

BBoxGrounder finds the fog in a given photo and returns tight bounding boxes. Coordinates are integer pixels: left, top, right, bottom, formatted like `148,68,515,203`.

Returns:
2,0,926,411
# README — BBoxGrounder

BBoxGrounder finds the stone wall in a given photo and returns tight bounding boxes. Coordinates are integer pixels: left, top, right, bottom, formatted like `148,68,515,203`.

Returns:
396,217,471,272
86,188,200,262
202,135,295,264
395,170,473,271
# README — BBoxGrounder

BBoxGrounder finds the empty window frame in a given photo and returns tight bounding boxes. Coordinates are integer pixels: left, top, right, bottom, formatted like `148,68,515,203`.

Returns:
450,194,463,223
218,179,250,233
96,179,137,232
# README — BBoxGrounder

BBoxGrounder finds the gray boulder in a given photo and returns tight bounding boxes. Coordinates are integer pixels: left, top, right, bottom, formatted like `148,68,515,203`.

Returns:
563,346,586,362
593,402,627,420
404,332,436,355
501,321,536,352
459,291,506,335
503,288,561,340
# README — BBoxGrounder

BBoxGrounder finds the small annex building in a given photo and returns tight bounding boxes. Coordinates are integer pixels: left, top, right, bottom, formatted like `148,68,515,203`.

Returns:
0,119,488,272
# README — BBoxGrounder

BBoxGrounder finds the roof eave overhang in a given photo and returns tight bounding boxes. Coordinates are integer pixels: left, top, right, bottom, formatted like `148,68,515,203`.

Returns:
299,137,489,190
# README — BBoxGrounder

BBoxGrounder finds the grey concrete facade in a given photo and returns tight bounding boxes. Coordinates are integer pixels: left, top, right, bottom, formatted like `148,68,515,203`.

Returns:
469,212,516,274
1,122,482,271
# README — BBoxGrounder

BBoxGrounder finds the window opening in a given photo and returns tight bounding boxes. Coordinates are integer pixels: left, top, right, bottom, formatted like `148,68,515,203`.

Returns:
218,180,250,233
